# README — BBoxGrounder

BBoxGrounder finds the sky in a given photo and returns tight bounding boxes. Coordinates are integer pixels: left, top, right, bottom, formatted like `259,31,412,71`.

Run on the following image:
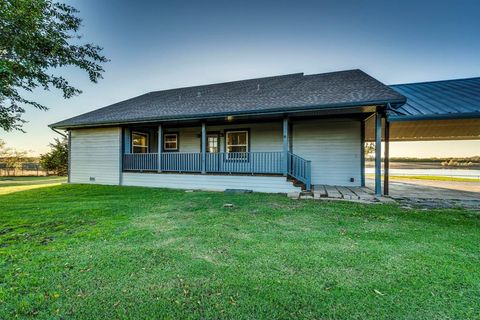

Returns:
2,0,480,157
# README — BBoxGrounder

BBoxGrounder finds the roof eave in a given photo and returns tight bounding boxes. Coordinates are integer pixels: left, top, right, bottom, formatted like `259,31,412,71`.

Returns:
388,112,480,122
50,97,405,130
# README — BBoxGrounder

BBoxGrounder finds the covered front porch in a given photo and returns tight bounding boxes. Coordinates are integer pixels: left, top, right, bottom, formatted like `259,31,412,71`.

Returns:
121,118,312,190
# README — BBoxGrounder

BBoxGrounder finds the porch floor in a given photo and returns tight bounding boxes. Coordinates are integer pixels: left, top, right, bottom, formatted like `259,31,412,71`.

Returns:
312,185,377,201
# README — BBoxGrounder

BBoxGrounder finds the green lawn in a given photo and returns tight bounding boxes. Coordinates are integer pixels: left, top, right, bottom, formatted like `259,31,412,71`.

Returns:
0,182,479,319
0,176,67,195
390,175,480,182
366,173,480,182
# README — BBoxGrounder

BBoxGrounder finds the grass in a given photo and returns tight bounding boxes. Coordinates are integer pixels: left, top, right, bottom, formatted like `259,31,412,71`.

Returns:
0,180,479,319
390,175,480,182
366,173,480,182
0,176,67,195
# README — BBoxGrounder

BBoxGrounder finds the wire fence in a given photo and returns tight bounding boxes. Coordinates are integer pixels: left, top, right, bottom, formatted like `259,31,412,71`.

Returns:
0,163,49,176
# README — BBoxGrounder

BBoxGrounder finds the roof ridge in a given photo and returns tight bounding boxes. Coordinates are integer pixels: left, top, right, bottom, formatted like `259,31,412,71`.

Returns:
303,69,362,77
147,72,305,95
390,76,480,87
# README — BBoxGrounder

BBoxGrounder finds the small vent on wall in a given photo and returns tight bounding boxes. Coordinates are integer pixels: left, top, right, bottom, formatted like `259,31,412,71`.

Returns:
89,177,96,182
350,178,355,183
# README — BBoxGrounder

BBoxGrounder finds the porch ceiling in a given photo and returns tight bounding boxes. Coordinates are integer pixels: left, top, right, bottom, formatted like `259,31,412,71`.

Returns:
365,117,480,141
364,76,480,142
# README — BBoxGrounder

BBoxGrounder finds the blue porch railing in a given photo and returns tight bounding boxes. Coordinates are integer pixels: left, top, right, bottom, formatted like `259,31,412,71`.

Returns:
206,152,283,174
287,152,311,191
123,153,158,171
123,151,311,190
123,152,283,174
160,153,202,172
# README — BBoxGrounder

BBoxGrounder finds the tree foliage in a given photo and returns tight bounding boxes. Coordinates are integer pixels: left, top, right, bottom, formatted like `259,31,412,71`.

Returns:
0,138,28,168
364,142,375,159
0,0,108,131
39,137,68,175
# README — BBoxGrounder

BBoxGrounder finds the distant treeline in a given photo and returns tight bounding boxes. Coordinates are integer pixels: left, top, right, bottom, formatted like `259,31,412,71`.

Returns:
389,156,480,163
366,156,480,168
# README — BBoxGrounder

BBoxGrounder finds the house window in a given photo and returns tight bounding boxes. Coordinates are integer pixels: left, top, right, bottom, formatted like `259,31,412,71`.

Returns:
132,132,149,153
164,133,178,151
226,130,248,158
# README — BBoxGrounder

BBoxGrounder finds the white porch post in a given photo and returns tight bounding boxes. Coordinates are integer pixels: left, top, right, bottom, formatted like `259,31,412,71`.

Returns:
374,112,382,196
158,124,162,172
283,117,289,176
201,122,206,174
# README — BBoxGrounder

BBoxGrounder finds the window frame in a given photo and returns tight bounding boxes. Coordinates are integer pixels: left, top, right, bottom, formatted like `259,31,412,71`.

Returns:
163,132,179,152
131,131,149,154
224,129,250,160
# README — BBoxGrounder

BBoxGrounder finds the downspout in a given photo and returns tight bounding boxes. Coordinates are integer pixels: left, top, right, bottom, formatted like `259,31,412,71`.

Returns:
50,127,69,182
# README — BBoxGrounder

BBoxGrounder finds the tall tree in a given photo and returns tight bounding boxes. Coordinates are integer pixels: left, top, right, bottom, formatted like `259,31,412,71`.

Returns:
0,0,108,131
39,137,67,175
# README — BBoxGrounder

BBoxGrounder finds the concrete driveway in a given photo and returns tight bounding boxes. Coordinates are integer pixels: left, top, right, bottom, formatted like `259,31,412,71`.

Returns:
367,178,480,201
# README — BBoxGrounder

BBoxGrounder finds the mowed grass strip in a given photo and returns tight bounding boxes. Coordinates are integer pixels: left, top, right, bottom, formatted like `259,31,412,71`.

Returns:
366,173,480,183
0,176,67,195
0,183,479,319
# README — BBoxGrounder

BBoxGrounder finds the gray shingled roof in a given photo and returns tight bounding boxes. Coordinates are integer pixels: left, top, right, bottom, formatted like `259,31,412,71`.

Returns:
50,69,405,129
389,77,480,120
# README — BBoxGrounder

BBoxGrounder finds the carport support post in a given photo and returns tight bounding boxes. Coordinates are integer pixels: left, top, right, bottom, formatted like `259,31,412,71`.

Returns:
201,122,206,174
158,124,162,172
384,119,390,195
375,112,382,196
283,117,289,176
360,119,365,187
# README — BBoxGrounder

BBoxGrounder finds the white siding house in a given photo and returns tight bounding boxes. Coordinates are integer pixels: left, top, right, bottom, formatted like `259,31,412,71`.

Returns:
52,70,407,195
67,119,362,192
292,119,361,186
70,127,121,185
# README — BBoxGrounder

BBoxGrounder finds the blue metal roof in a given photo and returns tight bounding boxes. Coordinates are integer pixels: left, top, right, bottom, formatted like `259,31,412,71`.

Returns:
389,77,480,121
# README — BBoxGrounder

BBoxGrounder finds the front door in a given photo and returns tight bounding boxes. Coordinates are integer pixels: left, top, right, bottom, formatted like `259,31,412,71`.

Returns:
207,133,219,153
206,133,220,171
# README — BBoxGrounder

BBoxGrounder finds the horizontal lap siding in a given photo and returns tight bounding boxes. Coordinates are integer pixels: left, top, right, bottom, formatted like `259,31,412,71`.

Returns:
292,119,361,186
164,122,283,152
122,172,300,193
170,127,199,152
70,127,121,185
